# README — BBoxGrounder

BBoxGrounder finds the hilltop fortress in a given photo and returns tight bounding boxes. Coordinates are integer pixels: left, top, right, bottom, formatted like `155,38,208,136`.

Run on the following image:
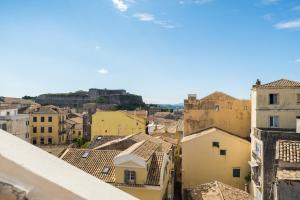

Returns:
36,88,144,108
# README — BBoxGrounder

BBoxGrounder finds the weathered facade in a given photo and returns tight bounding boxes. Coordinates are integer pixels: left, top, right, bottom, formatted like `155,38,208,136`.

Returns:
250,79,300,200
181,127,250,191
184,92,251,138
250,128,300,200
29,105,68,145
0,106,29,142
91,111,147,137
36,89,144,108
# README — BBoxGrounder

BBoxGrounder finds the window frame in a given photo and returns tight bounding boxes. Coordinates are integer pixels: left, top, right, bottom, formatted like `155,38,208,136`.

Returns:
48,127,52,133
124,170,136,184
270,116,279,128
41,116,45,122
48,116,52,122
297,94,300,104
220,149,227,156
233,168,241,178
269,93,279,105
212,141,220,148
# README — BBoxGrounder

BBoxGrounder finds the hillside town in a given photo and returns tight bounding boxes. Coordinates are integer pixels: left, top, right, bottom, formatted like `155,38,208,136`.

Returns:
1,78,300,200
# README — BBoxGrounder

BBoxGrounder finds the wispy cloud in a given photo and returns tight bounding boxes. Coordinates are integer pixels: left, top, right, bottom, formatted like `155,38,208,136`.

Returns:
98,68,109,75
133,13,155,21
133,13,176,29
261,0,279,5
112,0,128,12
274,19,300,29
96,46,101,50
296,59,300,63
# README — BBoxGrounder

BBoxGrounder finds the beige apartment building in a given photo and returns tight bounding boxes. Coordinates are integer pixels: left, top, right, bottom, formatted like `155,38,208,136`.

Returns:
184,92,251,138
29,105,68,145
181,127,250,191
251,79,300,130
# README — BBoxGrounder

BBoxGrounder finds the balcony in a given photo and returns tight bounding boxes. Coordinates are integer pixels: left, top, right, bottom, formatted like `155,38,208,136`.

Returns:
251,173,261,188
252,151,261,163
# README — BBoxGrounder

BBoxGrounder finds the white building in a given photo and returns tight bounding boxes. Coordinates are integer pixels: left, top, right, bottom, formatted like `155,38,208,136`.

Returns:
0,106,30,141
0,129,137,200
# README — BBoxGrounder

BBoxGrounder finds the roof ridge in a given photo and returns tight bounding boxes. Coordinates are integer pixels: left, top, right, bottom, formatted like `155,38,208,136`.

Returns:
215,181,225,200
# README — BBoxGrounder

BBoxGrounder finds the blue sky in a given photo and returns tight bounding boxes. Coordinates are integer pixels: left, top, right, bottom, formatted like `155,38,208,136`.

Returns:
0,0,300,104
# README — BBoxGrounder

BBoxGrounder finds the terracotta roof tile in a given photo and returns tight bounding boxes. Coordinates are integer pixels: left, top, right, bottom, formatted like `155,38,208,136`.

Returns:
146,152,164,186
61,149,120,183
184,181,250,200
132,140,159,160
277,140,300,163
255,79,300,89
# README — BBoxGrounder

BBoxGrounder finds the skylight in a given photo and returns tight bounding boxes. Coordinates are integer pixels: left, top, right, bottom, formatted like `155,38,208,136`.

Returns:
102,167,110,175
82,151,89,158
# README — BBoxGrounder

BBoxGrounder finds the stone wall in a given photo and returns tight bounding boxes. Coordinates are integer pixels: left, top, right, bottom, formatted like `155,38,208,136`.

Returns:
258,129,300,200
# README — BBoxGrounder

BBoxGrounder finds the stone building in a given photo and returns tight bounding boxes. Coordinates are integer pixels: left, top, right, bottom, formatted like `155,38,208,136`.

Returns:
0,106,29,142
273,140,300,200
184,92,251,138
36,88,144,109
29,105,69,145
250,78,300,200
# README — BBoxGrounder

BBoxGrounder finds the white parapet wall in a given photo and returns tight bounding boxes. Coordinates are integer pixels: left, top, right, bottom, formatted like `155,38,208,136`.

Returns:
297,117,300,133
0,129,137,200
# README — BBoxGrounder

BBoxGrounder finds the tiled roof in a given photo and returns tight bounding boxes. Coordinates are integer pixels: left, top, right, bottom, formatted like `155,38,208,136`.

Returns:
255,79,300,89
277,140,300,163
277,170,300,180
184,181,250,200
89,135,125,149
30,105,68,114
130,133,173,154
61,149,121,183
39,145,69,157
157,136,178,145
146,152,164,186
61,148,165,187
132,140,159,160
200,92,237,101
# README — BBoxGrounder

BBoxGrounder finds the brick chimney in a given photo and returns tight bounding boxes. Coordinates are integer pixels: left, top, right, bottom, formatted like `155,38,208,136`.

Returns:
297,117,300,133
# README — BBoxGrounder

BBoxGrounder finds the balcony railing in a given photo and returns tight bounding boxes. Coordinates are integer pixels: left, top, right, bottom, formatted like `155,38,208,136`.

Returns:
252,151,261,163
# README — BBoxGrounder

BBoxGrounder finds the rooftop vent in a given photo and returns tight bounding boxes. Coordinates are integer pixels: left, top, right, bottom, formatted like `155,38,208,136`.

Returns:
82,151,89,158
96,136,102,140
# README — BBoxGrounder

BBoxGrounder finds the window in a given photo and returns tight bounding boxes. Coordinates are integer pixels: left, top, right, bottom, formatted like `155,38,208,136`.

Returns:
48,116,52,122
48,127,52,133
1,124,7,131
26,121,29,126
73,130,76,134
25,133,29,138
212,142,219,148
48,138,52,144
6,111,10,116
124,170,136,184
41,127,45,133
78,131,81,136
33,117,37,122
270,116,279,128
32,138,37,145
40,137,44,144
233,168,240,178
215,105,220,112
33,127,37,133
297,94,300,104
41,117,45,122
269,94,279,105
220,150,226,156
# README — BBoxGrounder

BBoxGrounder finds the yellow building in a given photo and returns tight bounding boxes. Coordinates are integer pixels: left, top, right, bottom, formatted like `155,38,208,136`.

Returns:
184,92,251,138
181,127,250,190
61,135,173,200
251,79,300,129
29,105,68,145
91,110,147,137
66,114,84,142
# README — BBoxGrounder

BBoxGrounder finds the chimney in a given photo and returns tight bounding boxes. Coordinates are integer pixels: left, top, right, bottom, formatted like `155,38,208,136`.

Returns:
188,94,197,101
297,117,300,133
